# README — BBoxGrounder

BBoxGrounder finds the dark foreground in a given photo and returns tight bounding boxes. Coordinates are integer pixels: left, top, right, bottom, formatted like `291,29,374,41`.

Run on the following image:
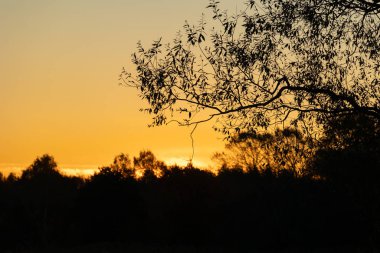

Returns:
1,155,379,253
14,242,378,253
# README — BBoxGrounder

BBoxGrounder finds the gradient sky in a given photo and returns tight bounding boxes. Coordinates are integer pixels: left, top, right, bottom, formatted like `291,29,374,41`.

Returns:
0,0,243,175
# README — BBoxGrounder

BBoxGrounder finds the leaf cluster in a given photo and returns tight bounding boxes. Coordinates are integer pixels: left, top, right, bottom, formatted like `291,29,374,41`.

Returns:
121,0,380,137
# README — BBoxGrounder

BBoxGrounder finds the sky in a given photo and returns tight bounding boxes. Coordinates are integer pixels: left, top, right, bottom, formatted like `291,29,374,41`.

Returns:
0,0,244,175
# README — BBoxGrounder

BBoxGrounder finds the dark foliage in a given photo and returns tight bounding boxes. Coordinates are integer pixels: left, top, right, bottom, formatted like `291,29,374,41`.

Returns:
121,0,380,136
0,148,378,252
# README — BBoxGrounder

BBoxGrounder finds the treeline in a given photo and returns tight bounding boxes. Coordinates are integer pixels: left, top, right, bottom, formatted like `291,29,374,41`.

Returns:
0,115,379,252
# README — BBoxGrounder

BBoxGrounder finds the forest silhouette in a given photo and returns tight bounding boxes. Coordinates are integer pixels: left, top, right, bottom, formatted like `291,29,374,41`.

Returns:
0,114,379,252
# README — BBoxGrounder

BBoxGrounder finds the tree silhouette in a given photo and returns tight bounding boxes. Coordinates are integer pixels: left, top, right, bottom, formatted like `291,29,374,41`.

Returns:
121,0,380,135
15,155,77,248
309,114,380,182
21,154,61,180
112,153,133,175
94,153,136,180
133,150,167,178
213,128,314,176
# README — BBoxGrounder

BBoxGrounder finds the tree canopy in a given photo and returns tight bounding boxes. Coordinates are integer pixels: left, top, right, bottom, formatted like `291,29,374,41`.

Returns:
213,127,314,175
21,154,61,180
121,0,380,136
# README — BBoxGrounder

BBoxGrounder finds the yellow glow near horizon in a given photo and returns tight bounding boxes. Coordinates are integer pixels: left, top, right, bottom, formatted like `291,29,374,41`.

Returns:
0,155,213,177
0,0,244,175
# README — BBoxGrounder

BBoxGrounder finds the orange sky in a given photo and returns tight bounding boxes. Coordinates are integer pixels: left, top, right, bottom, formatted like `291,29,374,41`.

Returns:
0,0,244,175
